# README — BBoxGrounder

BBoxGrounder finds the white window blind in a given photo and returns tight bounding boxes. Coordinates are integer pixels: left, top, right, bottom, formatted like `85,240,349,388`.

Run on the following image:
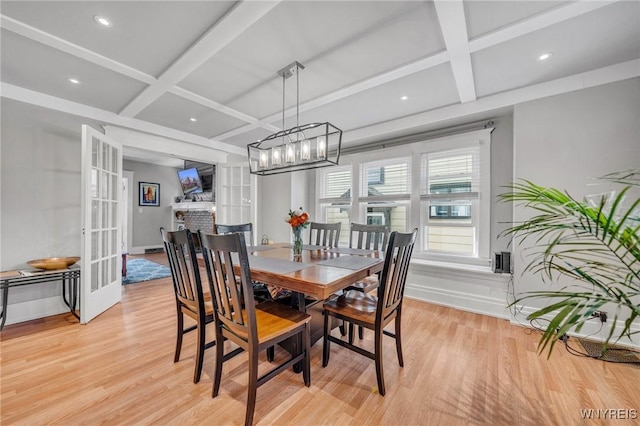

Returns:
360,157,411,201
421,147,480,198
358,157,411,234
319,166,351,201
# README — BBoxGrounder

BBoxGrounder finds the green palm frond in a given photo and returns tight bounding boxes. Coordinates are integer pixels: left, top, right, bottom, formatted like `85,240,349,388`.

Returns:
499,170,640,357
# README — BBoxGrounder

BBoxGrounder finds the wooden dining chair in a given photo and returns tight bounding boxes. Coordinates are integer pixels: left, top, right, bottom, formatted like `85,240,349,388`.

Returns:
344,223,390,341
308,221,341,247
198,230,311,426
215,223,255,246
214,222,271,302
322,228,417,396
345,223,390,293
160,227,215,384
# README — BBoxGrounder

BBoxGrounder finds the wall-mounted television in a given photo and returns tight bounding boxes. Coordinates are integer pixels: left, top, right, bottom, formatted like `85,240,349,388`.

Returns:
177,167,203,194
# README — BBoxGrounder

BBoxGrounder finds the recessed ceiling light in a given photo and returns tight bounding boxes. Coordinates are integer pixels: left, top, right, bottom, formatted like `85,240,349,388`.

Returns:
68,77,81,84
189,117,197,122
94,15,113,28
401,96,408,101
538,52,552,61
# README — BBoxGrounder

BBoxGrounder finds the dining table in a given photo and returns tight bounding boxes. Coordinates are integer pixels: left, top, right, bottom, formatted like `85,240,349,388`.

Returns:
197,242,384,364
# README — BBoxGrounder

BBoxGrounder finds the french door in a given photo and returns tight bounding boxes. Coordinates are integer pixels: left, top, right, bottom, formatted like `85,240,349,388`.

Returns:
80,125,123,323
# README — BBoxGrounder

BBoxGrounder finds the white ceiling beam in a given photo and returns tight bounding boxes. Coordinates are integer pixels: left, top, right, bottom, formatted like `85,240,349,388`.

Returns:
214,51,450,140
214,122,265,142
434,0,476,103
106,126,226,166
345,59,640,144
241,0,615,133
0,14,156,85
119,1,281,118
0,13,278,134
169,86,280,132
1,0,624,148
1,82,246,158
469,0,620,53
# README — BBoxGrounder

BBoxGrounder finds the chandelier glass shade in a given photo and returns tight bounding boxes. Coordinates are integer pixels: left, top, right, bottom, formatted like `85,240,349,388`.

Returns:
247,61,342,176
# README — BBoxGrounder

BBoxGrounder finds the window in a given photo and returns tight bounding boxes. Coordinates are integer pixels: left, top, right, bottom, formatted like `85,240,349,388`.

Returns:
421,147,479,256
360,157,410,235
317,128,492,263
317,165,352,246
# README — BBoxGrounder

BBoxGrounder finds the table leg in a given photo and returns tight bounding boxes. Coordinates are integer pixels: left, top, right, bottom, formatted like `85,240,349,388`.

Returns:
292,292,306,373
62,275,80,321
72,275,79,317
277,292,336,374
62,276,70,308
0,284,8,330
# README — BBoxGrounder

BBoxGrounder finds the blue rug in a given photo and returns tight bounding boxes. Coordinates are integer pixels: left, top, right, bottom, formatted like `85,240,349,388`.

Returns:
123,258,172,285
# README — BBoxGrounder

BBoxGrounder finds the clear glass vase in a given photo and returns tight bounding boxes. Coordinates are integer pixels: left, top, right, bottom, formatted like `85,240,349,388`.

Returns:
292,227,303,258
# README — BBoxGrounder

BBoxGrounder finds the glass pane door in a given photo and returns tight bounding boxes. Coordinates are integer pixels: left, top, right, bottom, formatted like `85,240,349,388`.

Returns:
80,125,122,323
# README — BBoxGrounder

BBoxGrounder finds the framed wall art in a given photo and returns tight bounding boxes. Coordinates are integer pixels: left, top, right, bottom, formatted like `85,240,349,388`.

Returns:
139,182,160,206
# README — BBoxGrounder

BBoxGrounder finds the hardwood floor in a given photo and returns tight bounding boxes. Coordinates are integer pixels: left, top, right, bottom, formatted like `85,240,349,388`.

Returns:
2,253,639,425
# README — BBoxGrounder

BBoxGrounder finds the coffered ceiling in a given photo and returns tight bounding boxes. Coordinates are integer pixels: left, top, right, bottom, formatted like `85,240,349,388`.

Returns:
1,1,639,162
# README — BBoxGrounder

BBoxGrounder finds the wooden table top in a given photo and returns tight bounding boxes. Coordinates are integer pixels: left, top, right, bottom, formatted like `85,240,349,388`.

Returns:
0,267,80,280
197,243,384,300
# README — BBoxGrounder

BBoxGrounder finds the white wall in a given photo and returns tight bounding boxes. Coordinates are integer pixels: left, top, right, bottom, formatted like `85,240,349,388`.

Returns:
512,78,640,343
256,169,314,244
0,99,97,324
123,159,182,252
0,100,92,271
489,114,514,253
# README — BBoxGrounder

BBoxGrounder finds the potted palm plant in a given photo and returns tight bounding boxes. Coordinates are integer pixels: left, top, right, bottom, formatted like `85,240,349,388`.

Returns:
499,170,639,356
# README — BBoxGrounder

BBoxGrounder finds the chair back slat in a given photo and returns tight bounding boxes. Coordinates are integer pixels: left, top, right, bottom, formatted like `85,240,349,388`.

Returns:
349,223,389,251
309,222,341,247
160,227,205,315
199,231,257,343
215,223,254,247
376,229,417,320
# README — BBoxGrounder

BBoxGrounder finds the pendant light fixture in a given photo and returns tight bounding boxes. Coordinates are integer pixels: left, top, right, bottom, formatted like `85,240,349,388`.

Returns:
247,61,342,175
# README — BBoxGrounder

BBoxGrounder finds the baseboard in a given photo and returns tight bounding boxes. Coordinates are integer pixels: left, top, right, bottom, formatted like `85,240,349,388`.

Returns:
130,245,163,255
4,296,70,326
512,305,640,350
144,247,165,254
406,283,511,320
405,262,511,320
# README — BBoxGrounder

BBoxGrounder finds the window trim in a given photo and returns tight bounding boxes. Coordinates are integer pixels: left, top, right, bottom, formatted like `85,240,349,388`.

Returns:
317,128,492,266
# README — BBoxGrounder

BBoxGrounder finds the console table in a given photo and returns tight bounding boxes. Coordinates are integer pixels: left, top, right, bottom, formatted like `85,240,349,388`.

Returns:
0,267,80,330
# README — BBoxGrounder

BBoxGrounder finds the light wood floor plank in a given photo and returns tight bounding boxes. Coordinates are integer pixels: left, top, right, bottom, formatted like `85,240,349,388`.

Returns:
2,254,639,425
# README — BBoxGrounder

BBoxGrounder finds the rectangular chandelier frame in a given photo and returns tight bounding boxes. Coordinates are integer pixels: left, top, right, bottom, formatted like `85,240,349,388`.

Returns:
247,122,342,176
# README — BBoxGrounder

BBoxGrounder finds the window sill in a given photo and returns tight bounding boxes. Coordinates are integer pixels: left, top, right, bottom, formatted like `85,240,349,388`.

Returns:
410,258,498,276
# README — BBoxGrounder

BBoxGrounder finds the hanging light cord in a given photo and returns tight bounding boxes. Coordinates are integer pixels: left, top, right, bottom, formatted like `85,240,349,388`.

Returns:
296,65,300,139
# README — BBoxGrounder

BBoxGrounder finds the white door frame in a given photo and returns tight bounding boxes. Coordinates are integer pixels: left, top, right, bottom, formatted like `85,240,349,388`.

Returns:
123,170,134,253
80,125,123,324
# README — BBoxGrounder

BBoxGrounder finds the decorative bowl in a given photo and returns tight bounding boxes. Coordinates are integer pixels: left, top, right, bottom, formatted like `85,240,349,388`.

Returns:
27,257,80,271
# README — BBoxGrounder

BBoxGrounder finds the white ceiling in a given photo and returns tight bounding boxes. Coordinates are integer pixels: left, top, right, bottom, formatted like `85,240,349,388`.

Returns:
1,1,639,166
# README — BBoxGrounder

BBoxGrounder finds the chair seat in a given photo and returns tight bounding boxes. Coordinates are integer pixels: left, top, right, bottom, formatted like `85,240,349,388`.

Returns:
180,295,215,317
254,301,311,343
345,275,379,293
323,290,378,325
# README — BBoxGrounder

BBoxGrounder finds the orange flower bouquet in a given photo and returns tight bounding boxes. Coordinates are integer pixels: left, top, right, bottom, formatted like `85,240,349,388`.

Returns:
285,207,309,257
